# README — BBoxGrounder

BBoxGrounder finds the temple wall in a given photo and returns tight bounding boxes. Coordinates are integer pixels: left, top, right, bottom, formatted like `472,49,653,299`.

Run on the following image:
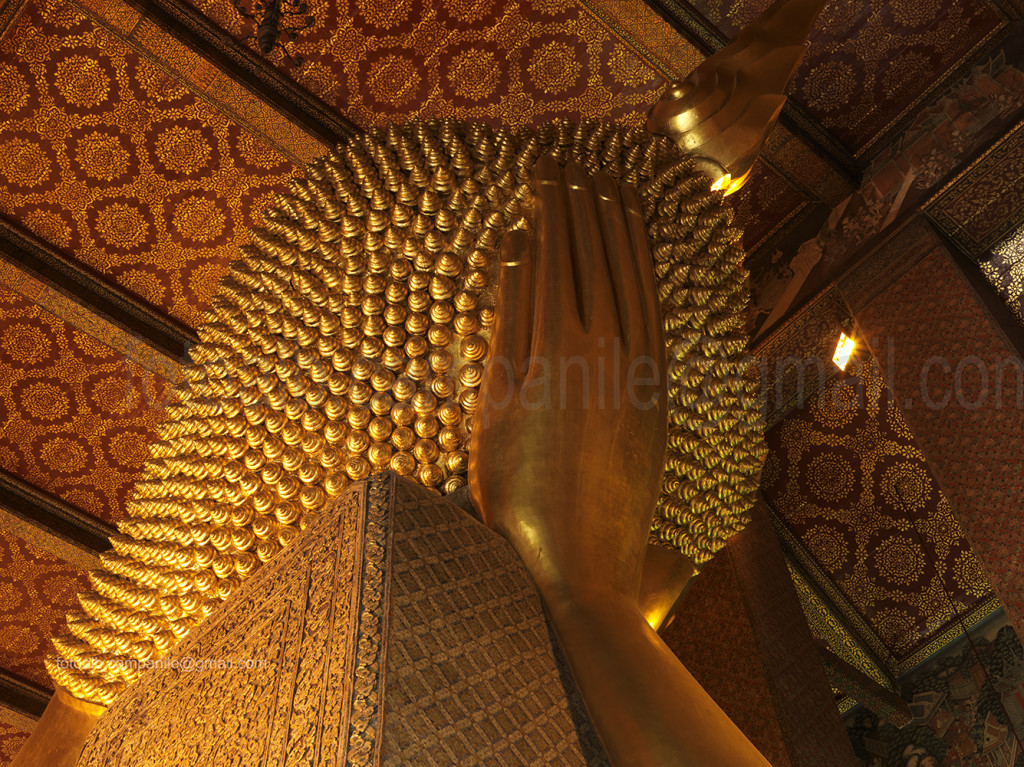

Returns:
853,237,1024,639
663,499,857,767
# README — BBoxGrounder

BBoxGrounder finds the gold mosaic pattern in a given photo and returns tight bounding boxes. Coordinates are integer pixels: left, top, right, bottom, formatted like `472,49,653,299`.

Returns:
578,0,704,80
785,559,893,693
0,260,184,384
49,119,766,704
184,0,672,130
0,530,90,689
0,286,171,524
74,0,325,164
763,361,994,659
0,0,296,327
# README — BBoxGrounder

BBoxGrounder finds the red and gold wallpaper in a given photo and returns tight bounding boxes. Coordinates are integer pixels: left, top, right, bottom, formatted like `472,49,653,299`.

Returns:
730,162,809,256
176,0,822,263
761,360,994,661
0,286,169,525
855,243,1024,641
0,530,90,689
182,0,673,129
0,723,29,766
0,0,298,327
685,0,1007,155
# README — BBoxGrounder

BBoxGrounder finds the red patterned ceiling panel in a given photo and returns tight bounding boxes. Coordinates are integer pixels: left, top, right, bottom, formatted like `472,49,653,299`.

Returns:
0,723,30,767
0,531,91,690
0,286,169,525
183,0,670,129
761,361,994,661
730,162,808,255
0,0,297,327
685,0,1006,155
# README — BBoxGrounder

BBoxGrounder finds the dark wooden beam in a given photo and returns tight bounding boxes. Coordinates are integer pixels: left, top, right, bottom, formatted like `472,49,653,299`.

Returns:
641,0,862,183
123,0,361,147
643,0,725,55
0,216,197,362
0,469,113,555
817,640,913,726
0,670,50,723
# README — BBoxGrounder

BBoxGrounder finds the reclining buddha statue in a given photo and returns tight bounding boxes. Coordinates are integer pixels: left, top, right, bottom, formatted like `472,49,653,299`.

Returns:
14,1,826,764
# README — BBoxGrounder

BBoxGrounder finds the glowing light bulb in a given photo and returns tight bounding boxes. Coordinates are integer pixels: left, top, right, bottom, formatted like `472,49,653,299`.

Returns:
832,333,856,371
710,174,732,193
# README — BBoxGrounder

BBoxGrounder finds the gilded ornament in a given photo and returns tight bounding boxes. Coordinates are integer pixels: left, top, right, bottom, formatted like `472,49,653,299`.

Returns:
48,118,769,707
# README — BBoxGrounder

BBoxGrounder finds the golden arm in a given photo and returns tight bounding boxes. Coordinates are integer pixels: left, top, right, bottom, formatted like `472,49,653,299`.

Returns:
469,153,770,766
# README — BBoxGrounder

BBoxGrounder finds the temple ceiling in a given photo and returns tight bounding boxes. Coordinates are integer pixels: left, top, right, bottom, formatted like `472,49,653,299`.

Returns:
761,361,998,681
180,0,688,128
686,0,1011,157
0,0,1021,755
0,531,90,691
0,0,300,326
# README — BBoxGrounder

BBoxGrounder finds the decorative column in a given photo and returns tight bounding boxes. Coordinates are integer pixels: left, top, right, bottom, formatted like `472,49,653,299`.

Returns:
844,218,1024,641
662,497,857,767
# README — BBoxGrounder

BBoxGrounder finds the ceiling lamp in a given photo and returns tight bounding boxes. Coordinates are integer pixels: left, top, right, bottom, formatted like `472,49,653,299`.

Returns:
833,332,856,371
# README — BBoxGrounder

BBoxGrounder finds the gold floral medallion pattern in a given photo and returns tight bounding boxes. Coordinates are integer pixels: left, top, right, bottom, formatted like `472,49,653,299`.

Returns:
0,530,90,688
764,361,994,659
0,287,170,524
185,0,671,130
0,0,297,326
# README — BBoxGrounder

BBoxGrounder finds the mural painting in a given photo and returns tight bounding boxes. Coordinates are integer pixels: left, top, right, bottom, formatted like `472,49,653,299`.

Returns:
845,611,1024,767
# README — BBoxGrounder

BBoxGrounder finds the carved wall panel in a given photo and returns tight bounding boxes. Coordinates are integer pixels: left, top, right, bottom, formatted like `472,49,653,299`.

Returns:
80,473,607,766
927,117,1024,259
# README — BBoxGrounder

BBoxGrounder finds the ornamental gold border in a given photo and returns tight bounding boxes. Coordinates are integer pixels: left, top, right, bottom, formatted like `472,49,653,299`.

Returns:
836,694,856,715
344,472,394,767
892,596,1003,678
575,0,680,81
776,504,1006,684
786,559,895,694
770,509,898,672
925,116,1024,259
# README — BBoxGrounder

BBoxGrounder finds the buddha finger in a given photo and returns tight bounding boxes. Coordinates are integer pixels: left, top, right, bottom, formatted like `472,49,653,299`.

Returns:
622,182,663,357
491,228,535,383
532,153,580,359
564,160,615,337
594,172,643,352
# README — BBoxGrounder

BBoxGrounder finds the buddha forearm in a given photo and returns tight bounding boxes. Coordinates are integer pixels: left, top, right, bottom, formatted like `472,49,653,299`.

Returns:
541,587,770,767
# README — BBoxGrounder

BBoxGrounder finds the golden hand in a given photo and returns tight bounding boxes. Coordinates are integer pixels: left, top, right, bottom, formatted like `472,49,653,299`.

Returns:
470,153,666,603
470,154,770,767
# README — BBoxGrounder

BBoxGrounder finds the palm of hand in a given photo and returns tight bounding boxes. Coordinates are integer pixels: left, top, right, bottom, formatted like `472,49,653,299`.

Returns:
469,154,667,602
